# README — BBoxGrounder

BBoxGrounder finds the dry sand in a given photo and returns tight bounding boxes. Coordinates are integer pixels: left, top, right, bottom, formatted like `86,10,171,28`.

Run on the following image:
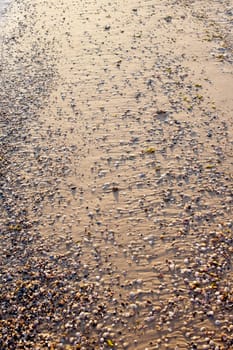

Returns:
0,0,10,16
0,0,233,349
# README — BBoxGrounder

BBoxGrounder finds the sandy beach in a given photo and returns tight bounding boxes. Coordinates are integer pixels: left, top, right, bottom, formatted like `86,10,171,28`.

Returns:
0,0,233,349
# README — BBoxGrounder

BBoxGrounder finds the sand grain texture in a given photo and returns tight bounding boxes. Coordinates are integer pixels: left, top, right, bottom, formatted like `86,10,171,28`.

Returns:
0,0,233,349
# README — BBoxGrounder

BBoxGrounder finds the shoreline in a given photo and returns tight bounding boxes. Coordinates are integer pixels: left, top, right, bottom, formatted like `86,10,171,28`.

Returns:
0,0,233,349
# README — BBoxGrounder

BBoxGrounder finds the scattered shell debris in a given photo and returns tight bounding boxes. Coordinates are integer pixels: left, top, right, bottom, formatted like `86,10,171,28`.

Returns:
0,0,233,349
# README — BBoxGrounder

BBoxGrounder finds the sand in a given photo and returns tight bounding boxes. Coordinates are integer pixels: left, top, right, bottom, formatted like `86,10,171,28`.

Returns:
0,0,233,349
0,0,10,15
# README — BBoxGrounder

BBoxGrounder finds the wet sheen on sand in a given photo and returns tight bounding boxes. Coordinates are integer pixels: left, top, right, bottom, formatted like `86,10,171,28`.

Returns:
0,0,233,349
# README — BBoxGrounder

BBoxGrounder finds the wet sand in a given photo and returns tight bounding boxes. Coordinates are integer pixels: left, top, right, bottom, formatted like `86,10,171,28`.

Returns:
0,0,233,349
